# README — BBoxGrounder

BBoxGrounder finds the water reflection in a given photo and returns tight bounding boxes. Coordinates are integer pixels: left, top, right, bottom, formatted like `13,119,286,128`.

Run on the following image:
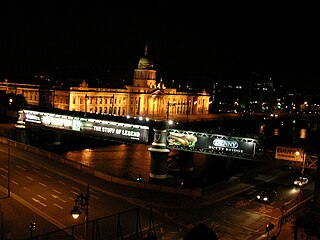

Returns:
64,143,152,181
62,142,254,186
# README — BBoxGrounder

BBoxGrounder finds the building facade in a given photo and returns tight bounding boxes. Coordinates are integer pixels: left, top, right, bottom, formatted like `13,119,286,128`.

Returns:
0,47,211,120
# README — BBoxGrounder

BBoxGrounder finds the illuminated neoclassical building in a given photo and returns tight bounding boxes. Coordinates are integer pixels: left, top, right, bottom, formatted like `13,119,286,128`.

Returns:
0,46,211,120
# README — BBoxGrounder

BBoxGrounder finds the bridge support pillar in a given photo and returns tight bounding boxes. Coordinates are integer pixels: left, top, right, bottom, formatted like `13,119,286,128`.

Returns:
179,151,194,172
148,122,170,181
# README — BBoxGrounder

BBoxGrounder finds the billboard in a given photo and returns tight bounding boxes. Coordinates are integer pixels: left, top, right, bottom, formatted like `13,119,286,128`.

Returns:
19,110,149,143
275,146,304,162
167,129,256,157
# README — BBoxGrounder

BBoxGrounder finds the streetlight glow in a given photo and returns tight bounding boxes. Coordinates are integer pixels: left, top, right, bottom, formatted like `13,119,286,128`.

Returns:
70,184,90,239
295,149,306,176
70,206,82,219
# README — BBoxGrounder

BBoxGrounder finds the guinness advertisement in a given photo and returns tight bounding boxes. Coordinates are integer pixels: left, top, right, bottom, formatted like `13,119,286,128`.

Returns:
167,130,256,156
81,121,149,143
21,109,149,143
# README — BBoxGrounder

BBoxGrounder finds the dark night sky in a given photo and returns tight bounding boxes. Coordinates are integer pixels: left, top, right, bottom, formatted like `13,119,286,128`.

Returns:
1,2,319,93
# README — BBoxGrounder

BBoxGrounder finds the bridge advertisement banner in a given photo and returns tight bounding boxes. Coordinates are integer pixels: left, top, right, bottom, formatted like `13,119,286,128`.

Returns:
167,129,256,158
81,121,149,143
20,109,149,143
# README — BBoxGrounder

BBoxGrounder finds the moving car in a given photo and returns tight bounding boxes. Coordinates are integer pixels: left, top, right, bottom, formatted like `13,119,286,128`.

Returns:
256,189,276,203
293,176,309,187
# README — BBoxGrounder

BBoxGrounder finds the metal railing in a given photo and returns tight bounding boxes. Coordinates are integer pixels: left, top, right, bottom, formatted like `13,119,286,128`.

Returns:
28,207,156,240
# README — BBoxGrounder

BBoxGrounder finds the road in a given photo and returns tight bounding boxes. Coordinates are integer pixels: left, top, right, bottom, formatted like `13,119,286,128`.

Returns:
0,127,316,239
155,169,314,240
0,142,180,239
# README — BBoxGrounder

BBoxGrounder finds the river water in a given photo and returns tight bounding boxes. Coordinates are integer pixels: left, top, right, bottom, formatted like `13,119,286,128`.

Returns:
61,141,253,187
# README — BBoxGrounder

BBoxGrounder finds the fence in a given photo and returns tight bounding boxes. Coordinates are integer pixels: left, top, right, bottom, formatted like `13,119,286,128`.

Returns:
278,196,313,227
28,207,156,240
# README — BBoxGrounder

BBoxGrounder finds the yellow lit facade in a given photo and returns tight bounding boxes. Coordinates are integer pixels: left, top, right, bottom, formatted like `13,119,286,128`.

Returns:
0,47,211,120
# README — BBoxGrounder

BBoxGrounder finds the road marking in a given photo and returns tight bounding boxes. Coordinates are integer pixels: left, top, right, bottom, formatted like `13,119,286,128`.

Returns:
24,187,31,191
53,189,62,194
0,186,68,230
26,176,33,181
51,194,66,203
15,170,22,174
71,186,81,191
0,174,6,178
32,197,47,207
45,174,52,179
39,182,47,187
11,180,18,185
91,190,102,196
53,203,63,209
38,195,47,200
0,167,8,173
71,190,79,195
16,165,26,171
259,206,272,214
32,169,39,173
58,180,65,185
90,194,99,200
32,164,40,170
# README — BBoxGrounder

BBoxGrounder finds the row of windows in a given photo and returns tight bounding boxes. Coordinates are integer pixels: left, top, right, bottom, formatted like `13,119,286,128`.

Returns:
135,71,155,79
89,106,126,116
72,96,126,105
25,93,38,102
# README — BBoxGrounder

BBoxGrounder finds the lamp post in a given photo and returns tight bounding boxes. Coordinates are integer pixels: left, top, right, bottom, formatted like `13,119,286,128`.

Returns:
7,128,12,198
84,94,88,116
295,150,306,203
167,101,176,120
186,99,190,122
295,149,306,176
301,151,306,177
29,221,36,238
70,184,90,239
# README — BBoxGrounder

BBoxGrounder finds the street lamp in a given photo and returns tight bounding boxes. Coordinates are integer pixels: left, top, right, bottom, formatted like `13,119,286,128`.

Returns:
186,99,190,122
7,127,12,198
70,184,90,238
295,149,306,176
295,150,306,203
29,221,36,238
84,94,89,116
166,101,170,120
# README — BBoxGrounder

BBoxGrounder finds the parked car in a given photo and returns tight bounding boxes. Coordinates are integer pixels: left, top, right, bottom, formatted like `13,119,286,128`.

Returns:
293,176,309,187
256,189,276,203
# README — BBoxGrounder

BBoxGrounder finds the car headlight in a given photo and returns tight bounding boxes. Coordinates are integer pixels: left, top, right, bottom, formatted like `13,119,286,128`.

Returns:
263,197,268,201
257,195,260,199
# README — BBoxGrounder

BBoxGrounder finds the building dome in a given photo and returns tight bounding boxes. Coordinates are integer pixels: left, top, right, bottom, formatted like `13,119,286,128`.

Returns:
138,56,153,69
138,44,153,69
